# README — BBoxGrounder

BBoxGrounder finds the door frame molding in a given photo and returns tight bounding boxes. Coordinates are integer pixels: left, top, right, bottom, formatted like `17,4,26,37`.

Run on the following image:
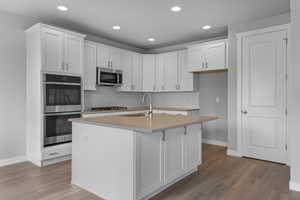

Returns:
236,24,290,164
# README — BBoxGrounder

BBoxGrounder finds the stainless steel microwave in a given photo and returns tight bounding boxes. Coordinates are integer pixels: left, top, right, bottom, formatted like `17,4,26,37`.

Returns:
96,67,123,86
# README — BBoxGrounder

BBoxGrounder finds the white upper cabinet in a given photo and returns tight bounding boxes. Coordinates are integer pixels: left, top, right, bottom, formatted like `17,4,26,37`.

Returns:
142,54,157,92
119,50,133,91
64,33,84,74
178,50,196,92
42,27,64,73
96,44,110,68
84,41,97,90
110,47,121,69
163,52,178,92
131,53,143,92
41,25,85,75
155,54,165,92
188,39,227,72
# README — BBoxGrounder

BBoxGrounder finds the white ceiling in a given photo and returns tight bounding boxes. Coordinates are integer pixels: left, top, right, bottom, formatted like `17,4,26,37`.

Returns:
0,0,290,50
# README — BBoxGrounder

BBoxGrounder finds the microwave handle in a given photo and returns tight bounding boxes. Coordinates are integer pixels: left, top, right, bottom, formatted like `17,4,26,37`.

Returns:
96,67,100,85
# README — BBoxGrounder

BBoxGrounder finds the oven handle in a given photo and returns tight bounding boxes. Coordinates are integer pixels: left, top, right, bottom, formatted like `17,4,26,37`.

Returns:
44,82,82,86
44,112,82,116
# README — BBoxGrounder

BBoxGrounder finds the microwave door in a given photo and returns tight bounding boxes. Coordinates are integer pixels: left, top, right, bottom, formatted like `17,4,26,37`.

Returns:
99,71,118,85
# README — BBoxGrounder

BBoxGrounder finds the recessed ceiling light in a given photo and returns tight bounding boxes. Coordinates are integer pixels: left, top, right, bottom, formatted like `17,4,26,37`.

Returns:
148,38,156,42
202,25,212,30
112,25,121,30
57,5,68,12
171,6,182,12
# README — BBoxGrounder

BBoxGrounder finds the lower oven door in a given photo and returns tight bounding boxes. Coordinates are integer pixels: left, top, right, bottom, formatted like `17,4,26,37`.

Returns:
44,112,81,147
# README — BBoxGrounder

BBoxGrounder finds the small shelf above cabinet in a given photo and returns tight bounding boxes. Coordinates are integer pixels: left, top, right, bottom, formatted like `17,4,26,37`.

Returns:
188,39,228,72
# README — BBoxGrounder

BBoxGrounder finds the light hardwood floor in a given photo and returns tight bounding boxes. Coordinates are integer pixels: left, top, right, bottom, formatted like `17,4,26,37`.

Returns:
0,144,299,200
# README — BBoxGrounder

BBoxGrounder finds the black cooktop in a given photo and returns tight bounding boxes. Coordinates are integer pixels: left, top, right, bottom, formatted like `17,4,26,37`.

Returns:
91,106,128,111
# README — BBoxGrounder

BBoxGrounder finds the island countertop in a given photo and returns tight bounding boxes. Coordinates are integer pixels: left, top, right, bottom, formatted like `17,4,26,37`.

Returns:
71,114,217,133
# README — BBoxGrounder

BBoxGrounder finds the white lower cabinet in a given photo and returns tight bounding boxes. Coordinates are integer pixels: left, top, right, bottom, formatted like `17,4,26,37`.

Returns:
164,127,186,184
136,131,164,199
136,124,201,199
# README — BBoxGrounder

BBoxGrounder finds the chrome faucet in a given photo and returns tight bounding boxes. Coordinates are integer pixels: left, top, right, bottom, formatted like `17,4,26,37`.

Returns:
142,93,153,117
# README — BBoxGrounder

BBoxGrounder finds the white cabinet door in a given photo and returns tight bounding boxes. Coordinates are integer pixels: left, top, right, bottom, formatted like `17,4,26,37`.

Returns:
204,41,227,70
163,52,178,91
155,54,165,92
142,55,156,92
110,47,121,69
96,44,110,68
41,27,64,72
185,124,201,171
119,50,133,91
132,53,143,92
136,131,164,199
64,33,83,74
178,50,195,91
188,45,206,72
164,127,186,184
84,42,97,90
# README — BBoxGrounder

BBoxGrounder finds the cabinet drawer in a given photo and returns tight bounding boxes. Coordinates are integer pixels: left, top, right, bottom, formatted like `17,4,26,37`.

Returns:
43,143,72,160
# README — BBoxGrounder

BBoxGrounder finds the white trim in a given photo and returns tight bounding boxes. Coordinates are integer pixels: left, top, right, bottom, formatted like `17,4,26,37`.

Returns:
227,149,242,157
202,139,228,147
236,24,290,163
290,181,300,192
0,156,27,167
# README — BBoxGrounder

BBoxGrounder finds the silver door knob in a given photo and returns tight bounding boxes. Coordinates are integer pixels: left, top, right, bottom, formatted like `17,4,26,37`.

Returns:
242,110,248,114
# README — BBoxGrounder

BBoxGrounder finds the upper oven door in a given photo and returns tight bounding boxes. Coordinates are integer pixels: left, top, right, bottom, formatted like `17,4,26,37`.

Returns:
97,70,121,86
45,83,82,113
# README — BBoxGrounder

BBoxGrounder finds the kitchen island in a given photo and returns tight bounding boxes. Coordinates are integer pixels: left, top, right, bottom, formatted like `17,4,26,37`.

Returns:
71,114,217,200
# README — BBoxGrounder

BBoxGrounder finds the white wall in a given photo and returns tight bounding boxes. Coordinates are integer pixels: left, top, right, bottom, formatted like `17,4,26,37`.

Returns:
227,13,291,150
0,11,38,161
289,0,300,189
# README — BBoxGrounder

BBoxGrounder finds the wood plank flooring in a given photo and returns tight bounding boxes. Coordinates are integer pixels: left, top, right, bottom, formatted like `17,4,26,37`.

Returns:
0,144,299,200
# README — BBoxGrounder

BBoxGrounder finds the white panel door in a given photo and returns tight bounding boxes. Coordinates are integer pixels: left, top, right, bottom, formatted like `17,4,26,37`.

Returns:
241,30,287,163
142,55,156,92
132,53,142,92
84,42,97,90
41,27,64,72
178,50,194,91
204,41,226,70
163,52,178,91
119,50,133,91
136,132,164,199
64,33,83,74
188,45,206,72
164,127,185,184
96,44,110,68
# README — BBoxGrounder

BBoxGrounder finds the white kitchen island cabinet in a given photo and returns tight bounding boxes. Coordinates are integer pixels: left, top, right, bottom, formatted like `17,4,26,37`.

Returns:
71,114,215,200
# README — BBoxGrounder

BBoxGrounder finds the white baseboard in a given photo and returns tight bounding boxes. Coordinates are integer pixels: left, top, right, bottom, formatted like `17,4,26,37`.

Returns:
202,139,228,147
0,155,27,167
227,149,242,157
290,181,300,192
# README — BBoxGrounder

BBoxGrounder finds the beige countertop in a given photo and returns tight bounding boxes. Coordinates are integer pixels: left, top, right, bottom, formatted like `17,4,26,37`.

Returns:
82,106,200,114
71,114,217,133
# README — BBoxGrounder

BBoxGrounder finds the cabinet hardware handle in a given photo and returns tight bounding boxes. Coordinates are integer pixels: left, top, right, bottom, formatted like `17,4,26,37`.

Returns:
184,126,187,135
49,152,59,156
202,62,204,68
206,62,208,68
242,110,248,114
66,63,69,71
110,61,113,68
162,130,166,142
108,61,110,68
